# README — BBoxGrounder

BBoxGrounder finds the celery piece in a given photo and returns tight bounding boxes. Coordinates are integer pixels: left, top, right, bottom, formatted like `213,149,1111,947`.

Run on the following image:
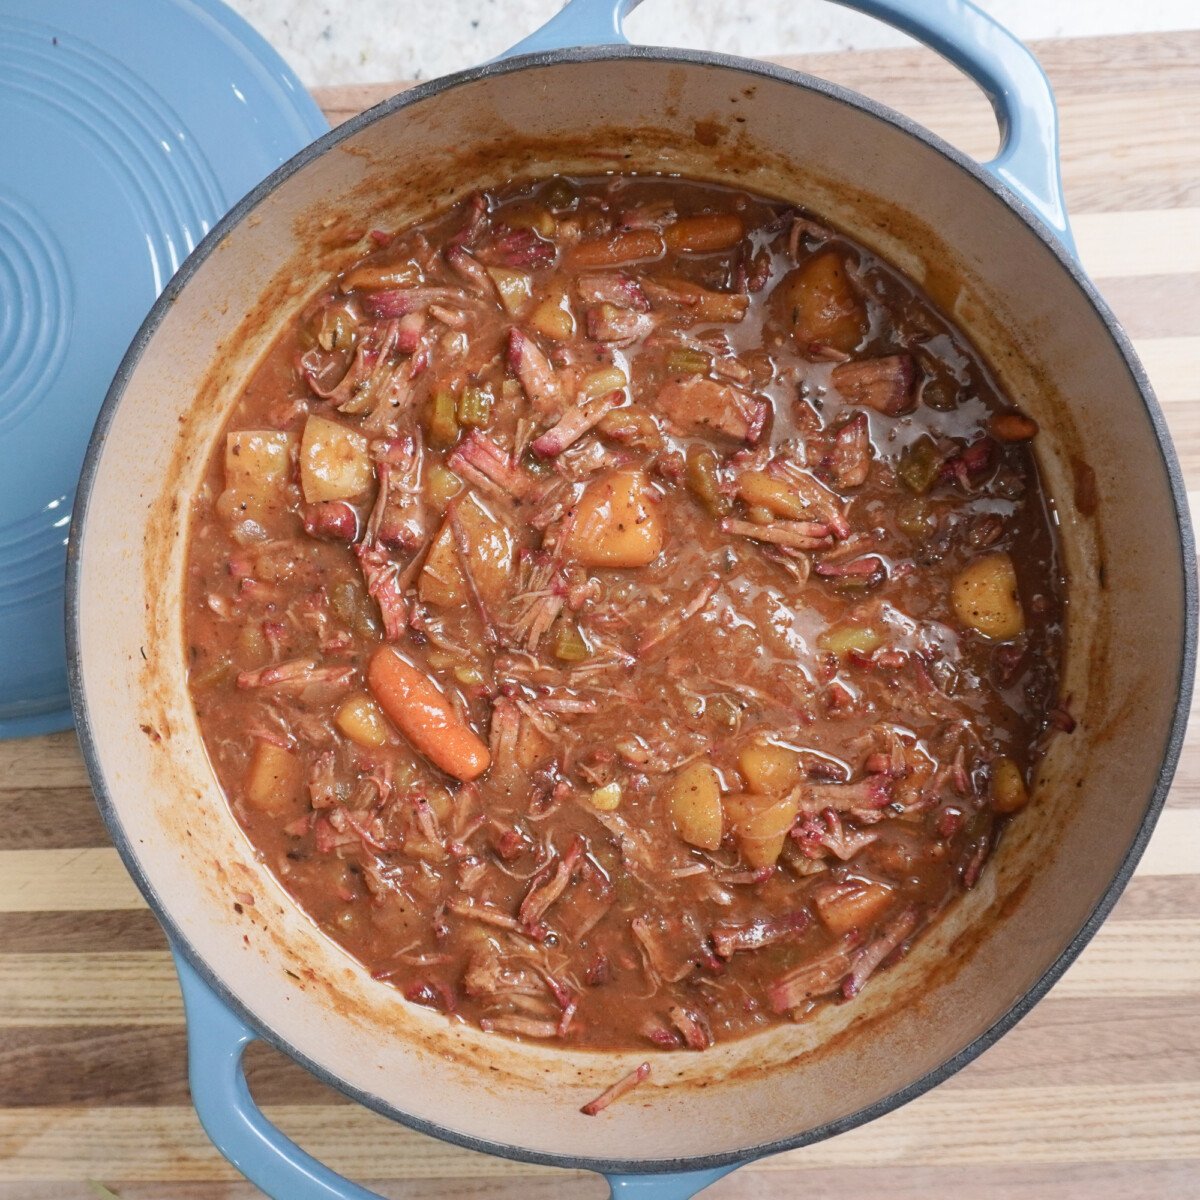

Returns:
427,388,460,448
685,444,730,517
897,436,941,495
457,386,493,428
552,622,590,663
666,347,712,376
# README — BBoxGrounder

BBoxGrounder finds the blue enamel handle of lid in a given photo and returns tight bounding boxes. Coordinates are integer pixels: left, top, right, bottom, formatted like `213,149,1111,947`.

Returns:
502,0,1075,254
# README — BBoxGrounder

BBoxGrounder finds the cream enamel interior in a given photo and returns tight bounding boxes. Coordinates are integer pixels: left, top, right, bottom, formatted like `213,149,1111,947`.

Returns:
73,55,1186,1165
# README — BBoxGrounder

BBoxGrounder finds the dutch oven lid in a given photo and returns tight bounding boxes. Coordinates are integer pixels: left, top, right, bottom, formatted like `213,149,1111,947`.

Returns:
0,0,327,736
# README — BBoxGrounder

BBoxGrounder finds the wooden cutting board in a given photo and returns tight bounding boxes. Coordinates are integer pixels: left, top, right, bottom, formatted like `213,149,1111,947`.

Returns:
2,31,1198,1200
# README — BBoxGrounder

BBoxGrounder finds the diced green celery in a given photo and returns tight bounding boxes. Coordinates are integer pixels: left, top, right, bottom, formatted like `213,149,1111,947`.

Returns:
454,664,486,687
552,622,590,662
426,388,459,448
896,497,935,540
190,658,235,690
666,347,712,376
457,386,493,428
897,436,941,495
685,444,730,517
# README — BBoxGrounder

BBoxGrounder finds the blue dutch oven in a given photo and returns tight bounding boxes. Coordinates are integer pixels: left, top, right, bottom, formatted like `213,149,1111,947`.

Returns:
68,1,1195,1197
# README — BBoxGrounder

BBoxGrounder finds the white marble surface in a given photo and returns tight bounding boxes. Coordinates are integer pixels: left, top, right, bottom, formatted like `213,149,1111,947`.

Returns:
227,0,1200,87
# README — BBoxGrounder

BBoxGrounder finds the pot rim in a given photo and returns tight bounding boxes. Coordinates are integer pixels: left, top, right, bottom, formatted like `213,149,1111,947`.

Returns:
66,43,1198,1176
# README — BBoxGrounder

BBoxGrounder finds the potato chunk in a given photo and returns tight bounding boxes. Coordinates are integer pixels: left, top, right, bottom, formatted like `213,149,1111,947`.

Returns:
419,493,515,608
244,740,301,813
529,290,576,341
666,762,724,851
486,266,533,316
817,622,883,659
737,471,807,519
951,552,1024,640
775,250,866,355
725,791,799,868
564,468,663,568
335,693,393,748
812,878,894,936
300,414,372,503
991,756,1031,813
738,740,802,794
218,430,296,527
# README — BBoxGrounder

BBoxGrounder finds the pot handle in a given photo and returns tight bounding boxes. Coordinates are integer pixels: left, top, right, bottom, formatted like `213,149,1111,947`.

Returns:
604,1167,741,1197
501,0,1074,252
175,950,385,1200
177,950,732,1199
835,0,1074,248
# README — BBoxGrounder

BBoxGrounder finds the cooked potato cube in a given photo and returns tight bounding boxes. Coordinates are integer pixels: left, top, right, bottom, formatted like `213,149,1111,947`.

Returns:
738,740,802,794
817,622,884,659
218,430,296,527
244,740,301,813
516,718,554,771
335,693,392,748
487,267,533,316
225,430,294,493
564,469,663,568
425,465,463,511
529,292,576,342
737,471,806,519
666,762,724,850
418,521,461,608
419,493,515,608
300,415,372,503
591,782,623,811
578,365,628,402
812,878,894,935
951,552,1024,640
775,250,866,354
725,791,799,868
991,755,1030,813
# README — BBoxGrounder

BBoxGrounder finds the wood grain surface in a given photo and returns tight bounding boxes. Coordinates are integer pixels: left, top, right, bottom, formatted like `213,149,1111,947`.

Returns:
3,30,1198,1200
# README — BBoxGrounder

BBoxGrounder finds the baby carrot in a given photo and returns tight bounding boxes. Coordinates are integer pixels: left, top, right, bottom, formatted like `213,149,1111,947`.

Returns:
570,229,664,267
663,214,745,254
367,646,490,782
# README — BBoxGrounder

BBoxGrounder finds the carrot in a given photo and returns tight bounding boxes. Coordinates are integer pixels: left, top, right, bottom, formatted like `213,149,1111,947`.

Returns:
367,647,490,782
663,213,745,254
570,229,664,267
